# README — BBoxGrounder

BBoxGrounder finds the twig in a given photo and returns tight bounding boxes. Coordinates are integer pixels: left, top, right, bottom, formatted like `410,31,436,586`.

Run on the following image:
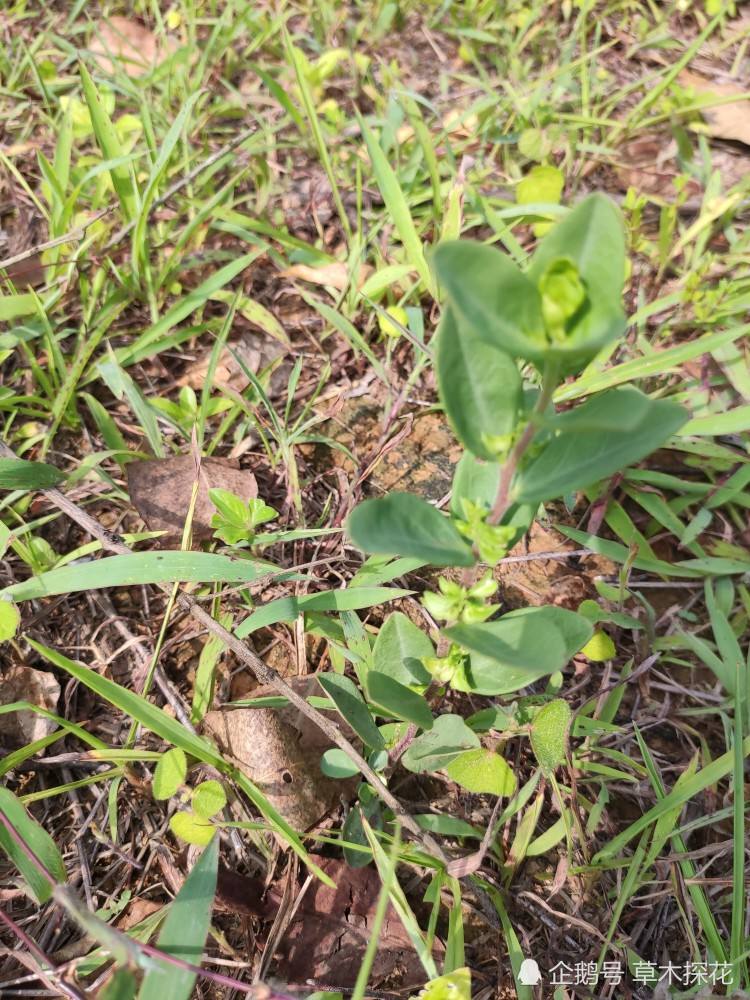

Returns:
0,208,112,271
0,908,88,1000
103,125,257,252
0,441,447,864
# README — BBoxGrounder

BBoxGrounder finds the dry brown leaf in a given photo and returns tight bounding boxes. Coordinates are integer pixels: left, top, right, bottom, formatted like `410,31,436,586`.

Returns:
0,664,60,748
276,855,439,989
202,677,358,832
1,208,47,288
680,70,750,146
126,454,257,543
178,333,287,395
89,17,173,77
281,261,372,291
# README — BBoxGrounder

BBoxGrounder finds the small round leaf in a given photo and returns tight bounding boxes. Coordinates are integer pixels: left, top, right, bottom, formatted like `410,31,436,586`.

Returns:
169,810,215,847
0,600,20,642
192,780,227,819
320,749,360,780
152,747,187,800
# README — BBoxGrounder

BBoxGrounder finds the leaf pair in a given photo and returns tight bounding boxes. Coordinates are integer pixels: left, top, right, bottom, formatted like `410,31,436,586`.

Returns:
433,193,627,373
445,605,592,695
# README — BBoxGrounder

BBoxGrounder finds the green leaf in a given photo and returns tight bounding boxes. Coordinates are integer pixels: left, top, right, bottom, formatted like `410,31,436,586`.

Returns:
372,612,433,688
446,606,592,695
530,699,572,774
79,62,138,223
450,452,501,516
514,390,688,503
117,253,257,366
517,164,564,206
138,836,218,1000
348,493,474,568
401,714,480,773
0,599,20,641
132,91,201,279
101,969,137,1000
580,630,616,661
366,671,434,729
2,552,275,601
357,112,433,294
28,638,225,766
235,586,410,638
0,458,64,490
436,307,521,460
320,748,360,779
169,810,215,847
446,748,516,796
152,748,187,800
432,241,545,359
192,781,227,820
419,969,472,1000
317,673,385,750
0,786,67,903
526,193,627,368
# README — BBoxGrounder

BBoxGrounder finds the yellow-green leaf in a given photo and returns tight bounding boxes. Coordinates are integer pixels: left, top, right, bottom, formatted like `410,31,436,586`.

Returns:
445,747,516,796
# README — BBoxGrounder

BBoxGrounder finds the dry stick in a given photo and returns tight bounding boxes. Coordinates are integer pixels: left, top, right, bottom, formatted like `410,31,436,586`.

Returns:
0,908,88,1000
103,125,258,252
0,208,113,272
0,443,446,863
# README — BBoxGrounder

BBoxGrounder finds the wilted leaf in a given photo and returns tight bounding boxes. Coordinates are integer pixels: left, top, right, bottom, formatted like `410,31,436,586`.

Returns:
281,261,372,291
202,677,358,831
0,664,60,747
276,855,440,989
127,454,257,543
90,16,175,77
680,70,750,145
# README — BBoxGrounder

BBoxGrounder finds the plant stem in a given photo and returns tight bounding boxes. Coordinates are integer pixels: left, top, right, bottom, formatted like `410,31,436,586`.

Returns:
487,361,559,526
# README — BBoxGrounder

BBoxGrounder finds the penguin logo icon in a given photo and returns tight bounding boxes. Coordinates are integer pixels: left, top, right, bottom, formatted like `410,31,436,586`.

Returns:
519,958,542,986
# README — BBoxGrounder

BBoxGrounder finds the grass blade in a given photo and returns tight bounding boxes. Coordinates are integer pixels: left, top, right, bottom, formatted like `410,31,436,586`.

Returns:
137,836,218,1000
79,61,139,223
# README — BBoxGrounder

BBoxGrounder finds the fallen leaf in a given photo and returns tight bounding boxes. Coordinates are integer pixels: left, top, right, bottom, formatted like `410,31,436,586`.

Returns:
0,664,60,748
1,208,47,288
680,70,750,146
202,677,358,832
89,16,174,77
126,454,257,544
281,261,372,291
276,855,439,989
178,333,288,396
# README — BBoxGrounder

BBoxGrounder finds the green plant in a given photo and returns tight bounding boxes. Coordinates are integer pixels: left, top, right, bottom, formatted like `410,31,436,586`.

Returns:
340,194,688,794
